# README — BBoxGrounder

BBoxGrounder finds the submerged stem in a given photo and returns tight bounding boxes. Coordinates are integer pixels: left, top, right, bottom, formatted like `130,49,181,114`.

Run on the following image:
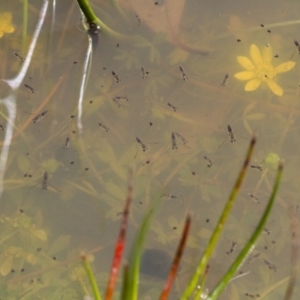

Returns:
76,0,128,40
208,161,283,300
81,253,102,300
181,135,257,299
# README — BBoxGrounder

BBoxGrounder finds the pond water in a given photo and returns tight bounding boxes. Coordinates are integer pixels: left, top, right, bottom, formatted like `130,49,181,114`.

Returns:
1,0,300,299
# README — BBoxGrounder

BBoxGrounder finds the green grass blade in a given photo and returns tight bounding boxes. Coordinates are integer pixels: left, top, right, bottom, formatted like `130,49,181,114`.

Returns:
120,264,130,300
81,253,102,300
208,161,283,300
125,206,155,300
194,265,209,300
181,135,257,299
76,0,128,39
125,193,162,299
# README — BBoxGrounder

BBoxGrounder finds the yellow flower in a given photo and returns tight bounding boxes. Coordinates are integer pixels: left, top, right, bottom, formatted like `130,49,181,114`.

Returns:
234,44,296,96
0,12,15,38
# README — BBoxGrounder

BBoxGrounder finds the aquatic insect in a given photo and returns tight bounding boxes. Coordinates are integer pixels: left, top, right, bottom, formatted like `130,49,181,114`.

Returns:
203,155,214,167
143,160,150,166
34,171,60,192
167,102,177,112
32,110,48,123
226,241,237,254
218,127,235,148
135,136,147,151
252,225,271,235
24,83,36,93
263,259,277,272
41,171,49,190
245,252,260,264
112,96,129,107
13,51,25,62
245,293,260,298
174,131,188,145
29,171,59,191
0,124,5,130
135,13,142,26
112,71,121,83
227,124,236,143
290,40,300,59
221,74,229,86
178,65,188,80
141,67,149,79
262,227,271,235
160,193,177,199
98,122,109,132
64,137,70,150
294,39,300,54
248,193,261,203
171,131,177,150
250,165,263,171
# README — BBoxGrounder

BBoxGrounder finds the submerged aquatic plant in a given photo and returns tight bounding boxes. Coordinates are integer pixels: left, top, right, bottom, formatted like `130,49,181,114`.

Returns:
76,0,127,39
0,12,15,38
81,135,286,300
234,44,296,96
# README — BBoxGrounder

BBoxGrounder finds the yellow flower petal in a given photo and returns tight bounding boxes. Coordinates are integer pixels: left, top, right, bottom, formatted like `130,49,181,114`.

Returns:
236,44,295,96
250,44,263,66
0,12,14,37
274,61,296,74
5,25,15,33
265,79,283,96
262,45,273,64
237,56,255,71
234,71,255,81
245,79,261,91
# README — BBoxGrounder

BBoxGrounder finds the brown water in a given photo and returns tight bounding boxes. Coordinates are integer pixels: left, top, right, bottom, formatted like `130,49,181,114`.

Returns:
1,0,300,299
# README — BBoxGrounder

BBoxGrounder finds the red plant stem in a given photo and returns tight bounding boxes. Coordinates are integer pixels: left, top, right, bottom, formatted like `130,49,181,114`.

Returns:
160,214,191,300
105,173,133,300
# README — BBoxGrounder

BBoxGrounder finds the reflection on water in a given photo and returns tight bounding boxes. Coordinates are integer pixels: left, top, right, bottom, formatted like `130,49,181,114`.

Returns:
1,0,300,299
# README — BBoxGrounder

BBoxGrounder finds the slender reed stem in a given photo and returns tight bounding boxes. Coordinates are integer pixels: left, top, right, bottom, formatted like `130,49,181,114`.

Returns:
76,0,128,39
81,253,102,300
22,0,28,54
160,214,191,300
208,161,283,300
181,135,257,299
105,173,133,300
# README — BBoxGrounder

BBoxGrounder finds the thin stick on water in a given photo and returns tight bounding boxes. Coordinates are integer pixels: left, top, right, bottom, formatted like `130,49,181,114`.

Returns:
283,205,300,300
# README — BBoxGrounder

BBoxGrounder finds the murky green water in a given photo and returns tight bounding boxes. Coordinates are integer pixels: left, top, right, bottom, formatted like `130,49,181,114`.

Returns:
1,0,300,299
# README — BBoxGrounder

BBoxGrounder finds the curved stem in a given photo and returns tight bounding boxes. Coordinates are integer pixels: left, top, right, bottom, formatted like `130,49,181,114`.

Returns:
76,0,128,40
110,0,129,21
